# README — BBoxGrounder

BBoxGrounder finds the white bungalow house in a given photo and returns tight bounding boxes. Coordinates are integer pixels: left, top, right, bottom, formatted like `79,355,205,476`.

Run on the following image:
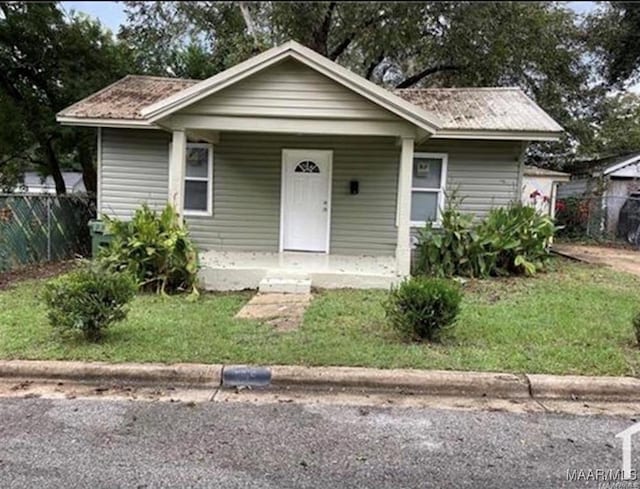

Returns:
15,172,86,194
57,41,562,291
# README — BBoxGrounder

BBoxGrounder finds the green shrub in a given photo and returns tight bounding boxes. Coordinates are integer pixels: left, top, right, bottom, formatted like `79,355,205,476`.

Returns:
415,196,555,278
100,204,199,294
385,276,462,341
43,266,136,341
478,205,555,276
633,311,640,346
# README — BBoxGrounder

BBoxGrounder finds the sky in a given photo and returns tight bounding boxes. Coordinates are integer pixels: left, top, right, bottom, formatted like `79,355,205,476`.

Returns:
61,1,599,33
61,1,127,32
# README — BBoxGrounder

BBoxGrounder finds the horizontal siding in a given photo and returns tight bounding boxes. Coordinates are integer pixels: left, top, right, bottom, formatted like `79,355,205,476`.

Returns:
417,139,523,219
182,59,400,122
100,129,170,219
99,130,522,257
186,133,400,256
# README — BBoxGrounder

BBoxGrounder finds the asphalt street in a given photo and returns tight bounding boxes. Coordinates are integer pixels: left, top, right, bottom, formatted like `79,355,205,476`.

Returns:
0,396,637,488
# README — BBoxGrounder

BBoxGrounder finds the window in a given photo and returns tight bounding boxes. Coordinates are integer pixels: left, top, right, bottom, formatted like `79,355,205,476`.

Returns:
410,152,447,226
294,160,320,173
184,143,213,216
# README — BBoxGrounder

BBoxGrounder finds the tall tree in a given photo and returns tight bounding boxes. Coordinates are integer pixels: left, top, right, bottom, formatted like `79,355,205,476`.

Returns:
588,2,640,87
0,2,130,194
120,1,593,163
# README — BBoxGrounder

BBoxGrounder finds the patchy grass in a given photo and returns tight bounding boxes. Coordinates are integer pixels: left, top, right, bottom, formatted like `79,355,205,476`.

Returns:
0,259,639,375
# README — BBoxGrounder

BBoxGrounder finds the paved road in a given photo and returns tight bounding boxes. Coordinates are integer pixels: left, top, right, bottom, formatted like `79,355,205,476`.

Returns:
0,396,637,488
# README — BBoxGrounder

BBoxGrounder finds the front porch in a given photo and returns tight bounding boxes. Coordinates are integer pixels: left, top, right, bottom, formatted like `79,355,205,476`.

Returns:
198,250,399,291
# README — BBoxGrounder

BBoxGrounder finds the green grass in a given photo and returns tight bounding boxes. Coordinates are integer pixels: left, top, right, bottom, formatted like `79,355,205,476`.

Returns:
0,259,639,375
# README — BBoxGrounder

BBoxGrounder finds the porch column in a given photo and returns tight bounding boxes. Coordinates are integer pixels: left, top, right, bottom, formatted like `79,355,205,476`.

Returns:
396,137,414,276
169,129,187,221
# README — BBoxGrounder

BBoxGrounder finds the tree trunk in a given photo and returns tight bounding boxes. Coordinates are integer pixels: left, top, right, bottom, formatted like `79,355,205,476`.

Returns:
43,138,66,195
396,64,463,88
78,143,97,195
77,132,97,195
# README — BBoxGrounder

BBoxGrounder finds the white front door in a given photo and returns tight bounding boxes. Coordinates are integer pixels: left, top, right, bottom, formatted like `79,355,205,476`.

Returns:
281,149,332,252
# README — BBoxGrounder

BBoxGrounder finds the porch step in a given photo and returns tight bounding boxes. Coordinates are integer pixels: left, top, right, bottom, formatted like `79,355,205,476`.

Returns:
259,273,311,294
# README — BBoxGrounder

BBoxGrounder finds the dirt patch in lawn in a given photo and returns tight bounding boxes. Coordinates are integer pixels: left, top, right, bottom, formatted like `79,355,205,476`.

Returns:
552,244,640,277
0,261,76,290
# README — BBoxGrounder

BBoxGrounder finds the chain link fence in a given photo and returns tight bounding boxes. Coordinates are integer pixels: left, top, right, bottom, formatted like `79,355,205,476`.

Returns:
555,193,640,247
0,194,96,272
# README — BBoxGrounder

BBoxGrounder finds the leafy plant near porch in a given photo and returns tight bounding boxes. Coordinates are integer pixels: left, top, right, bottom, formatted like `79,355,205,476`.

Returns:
99,204,199,295
478,205,556,276
415,194,555,278
416,192,492,277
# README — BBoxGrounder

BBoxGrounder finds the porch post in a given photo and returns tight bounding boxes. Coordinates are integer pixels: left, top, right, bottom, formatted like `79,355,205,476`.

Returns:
396,137,414,277
169,129,187,221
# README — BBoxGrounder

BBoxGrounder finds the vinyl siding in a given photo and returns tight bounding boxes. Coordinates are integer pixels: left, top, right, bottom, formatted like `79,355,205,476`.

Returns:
186,132,400,255
182,59,401,122
418,139,523,219
100,129,170,219
99,130,523,256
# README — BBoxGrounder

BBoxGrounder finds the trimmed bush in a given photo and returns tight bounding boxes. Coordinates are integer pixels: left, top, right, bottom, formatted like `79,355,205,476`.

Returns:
100,204,199,295
633,311,640,346
385,276,462,342
43,266,136,341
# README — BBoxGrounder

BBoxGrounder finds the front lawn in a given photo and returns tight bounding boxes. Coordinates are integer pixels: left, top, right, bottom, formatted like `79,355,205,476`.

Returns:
0,259,638,376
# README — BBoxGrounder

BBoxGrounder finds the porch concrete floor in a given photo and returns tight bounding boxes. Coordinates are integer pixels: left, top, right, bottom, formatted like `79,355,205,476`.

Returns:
198,251,399,291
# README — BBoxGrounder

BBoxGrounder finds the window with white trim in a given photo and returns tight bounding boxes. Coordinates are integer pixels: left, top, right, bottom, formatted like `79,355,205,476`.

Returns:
410,152,447,226
184,143,213,215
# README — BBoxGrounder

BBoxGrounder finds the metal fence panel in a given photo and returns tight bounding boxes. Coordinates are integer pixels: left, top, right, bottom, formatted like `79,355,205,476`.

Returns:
0,194,96,272
555,193,640,247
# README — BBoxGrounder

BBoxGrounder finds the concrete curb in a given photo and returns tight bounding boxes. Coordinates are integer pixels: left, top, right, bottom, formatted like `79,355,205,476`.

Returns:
269,366,531,399
527,374,640,401
1,360,639,402
0,360,222,387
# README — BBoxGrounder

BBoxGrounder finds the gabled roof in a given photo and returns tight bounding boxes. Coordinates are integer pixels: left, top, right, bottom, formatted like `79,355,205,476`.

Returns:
139,41,442,134
57,40,563,141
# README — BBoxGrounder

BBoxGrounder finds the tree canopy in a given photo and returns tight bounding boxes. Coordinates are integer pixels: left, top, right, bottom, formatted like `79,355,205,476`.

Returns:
2,1,640,194
0,2,130,193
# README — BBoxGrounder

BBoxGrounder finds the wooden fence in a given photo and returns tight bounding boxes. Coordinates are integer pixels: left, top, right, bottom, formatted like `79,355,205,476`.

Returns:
0,194,96,272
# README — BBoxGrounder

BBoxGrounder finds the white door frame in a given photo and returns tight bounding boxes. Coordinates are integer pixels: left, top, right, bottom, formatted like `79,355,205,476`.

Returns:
279,148,333,253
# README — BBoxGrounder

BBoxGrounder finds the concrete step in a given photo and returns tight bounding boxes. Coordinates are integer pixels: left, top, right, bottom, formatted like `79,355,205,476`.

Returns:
259,274,311,294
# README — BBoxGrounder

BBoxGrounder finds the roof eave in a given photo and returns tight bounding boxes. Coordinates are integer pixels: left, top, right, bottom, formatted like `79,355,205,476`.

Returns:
603,154,640,176
431,129,563,142
56,115,157,129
